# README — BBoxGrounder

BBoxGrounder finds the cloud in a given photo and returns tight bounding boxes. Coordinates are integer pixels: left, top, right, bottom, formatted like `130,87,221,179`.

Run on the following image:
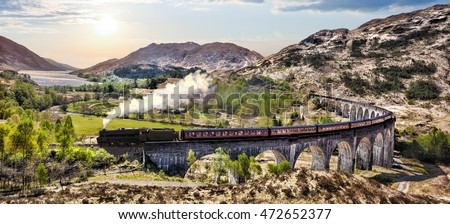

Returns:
271,0,439,12
0,0,441,28
206,0,264,3
0,0,160,25
0,19,58,33
170,0,264,10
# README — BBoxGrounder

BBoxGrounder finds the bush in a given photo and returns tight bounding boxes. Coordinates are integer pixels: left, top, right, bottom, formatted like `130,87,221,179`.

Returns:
267,161,292,175
92,148,115,170
350,39,366,57
406,80,440,100
412,128,450,163
378,27,439,49
278,161,292,173
303,54,334,69
340,72,370,95
444,94,450,102
311,116,335,124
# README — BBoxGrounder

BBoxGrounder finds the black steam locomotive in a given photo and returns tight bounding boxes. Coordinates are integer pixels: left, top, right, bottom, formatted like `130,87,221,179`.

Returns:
97,128,179,146
97,112,395,146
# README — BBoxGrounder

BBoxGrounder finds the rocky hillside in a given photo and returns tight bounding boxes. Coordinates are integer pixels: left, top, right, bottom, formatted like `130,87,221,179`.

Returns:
0,36,73,71
231,4,449,103
0,168,442,204
76,42,262,75
43,58,78,71
223,4,450,133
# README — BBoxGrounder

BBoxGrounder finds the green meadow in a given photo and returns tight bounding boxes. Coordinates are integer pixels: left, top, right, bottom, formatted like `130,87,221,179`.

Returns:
67,114,190,136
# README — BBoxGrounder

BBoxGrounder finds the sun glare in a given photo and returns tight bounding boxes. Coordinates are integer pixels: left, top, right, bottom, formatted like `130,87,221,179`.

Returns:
94,15,118,36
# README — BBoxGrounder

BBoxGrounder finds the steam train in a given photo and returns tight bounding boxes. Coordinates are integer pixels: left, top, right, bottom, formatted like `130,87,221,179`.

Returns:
97,112,395,146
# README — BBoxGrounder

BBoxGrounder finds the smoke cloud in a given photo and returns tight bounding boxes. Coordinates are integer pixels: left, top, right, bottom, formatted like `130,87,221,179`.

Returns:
102,72,213,128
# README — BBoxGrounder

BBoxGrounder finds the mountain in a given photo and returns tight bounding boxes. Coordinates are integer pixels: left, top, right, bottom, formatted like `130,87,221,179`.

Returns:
112,64,204,80
224,4,450,133
0,36,72,71
232,4,449,101
43,58,78,71
76,42,263,75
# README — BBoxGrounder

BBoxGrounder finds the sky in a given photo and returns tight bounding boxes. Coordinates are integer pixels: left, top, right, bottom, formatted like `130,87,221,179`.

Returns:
0,0,447,69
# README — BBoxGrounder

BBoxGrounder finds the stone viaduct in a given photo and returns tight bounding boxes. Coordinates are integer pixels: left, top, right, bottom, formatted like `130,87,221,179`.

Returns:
143,94,396,176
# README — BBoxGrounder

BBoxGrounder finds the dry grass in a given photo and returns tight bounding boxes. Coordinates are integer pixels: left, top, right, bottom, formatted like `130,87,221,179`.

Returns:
1,168,444,204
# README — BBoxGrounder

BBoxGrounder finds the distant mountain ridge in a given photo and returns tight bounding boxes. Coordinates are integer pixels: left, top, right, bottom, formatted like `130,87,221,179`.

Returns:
76,42,263,75
43,58,78,71
0,35,75,71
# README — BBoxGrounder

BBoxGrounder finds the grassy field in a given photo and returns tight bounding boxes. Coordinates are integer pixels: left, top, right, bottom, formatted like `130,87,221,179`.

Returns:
67,114,191,136
67,99,117,116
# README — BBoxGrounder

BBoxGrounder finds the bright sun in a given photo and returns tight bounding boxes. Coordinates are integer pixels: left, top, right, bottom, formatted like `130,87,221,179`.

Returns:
94,15,118,36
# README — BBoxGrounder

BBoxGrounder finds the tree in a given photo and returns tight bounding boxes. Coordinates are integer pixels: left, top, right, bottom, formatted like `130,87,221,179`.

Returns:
57,116,76,159
187,149,197,167
211,147,231,184
186,149,197,178
84,93,91,102
0,124,10,165
428,127,450,162
55,119,62,134
149,79,158,89
229,160,240,184
39,119,54,131
9,119,35,189
36,129,49,155
10,119,35,159
237,153,250,182
249,156,262,179
35,163,49,187
60,104,68,112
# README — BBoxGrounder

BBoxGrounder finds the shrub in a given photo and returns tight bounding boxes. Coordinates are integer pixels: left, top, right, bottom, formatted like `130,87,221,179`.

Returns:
444,94,450,102
350,39,366,57
303,54,334,69
278,161,292,173
406,80,440,100
267,161,292,175
340,72,370,95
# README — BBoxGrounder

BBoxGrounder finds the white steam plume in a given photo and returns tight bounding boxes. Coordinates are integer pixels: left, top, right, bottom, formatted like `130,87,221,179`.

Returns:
102,72,213,128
